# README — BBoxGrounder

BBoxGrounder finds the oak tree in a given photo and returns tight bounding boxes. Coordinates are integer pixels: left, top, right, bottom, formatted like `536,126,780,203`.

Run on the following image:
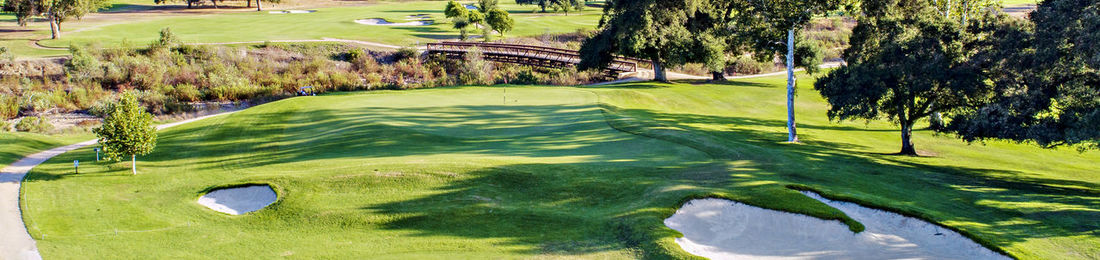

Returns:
946,0,1099,150
814,0,987,155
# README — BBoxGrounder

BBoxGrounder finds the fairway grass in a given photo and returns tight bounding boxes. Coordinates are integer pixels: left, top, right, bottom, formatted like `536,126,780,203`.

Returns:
21,75,1099,259
36,1,602,50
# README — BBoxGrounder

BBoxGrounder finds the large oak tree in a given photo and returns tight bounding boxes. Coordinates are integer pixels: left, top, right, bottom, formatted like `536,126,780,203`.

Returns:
814,0,988,155
946,0,1099,150
578,0,695,82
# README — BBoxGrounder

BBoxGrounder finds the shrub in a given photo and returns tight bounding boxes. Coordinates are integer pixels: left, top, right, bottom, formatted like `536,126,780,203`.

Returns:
65,44,103,82
512,67,539,85
136,90,169,114
167,84,202,102
15,116,52,133
726,54,773,75
458,48,493,85
394,47,419,62
0,95,18,120
19,92,55,114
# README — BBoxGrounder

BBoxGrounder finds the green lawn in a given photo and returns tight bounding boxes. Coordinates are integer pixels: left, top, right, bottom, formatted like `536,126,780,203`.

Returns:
0,132,94,169
37,1,602,49
21,75,1099,259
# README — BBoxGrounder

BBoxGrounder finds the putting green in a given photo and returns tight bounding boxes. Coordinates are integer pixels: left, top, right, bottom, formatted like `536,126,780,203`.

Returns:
20,76,1100,259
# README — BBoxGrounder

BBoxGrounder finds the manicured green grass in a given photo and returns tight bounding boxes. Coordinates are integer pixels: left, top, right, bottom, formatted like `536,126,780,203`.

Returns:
0,132,94,169
37,1,602,49
22,75,1099,259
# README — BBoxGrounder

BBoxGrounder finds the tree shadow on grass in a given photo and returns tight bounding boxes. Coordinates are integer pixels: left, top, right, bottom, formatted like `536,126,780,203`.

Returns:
360,103,1099,257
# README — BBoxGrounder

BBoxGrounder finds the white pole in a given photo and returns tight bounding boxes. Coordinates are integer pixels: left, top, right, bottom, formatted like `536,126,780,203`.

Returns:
786,29,798,143
131,154,136,175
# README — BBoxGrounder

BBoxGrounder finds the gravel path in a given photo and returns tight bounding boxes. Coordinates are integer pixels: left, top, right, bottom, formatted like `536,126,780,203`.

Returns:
0,111,236,260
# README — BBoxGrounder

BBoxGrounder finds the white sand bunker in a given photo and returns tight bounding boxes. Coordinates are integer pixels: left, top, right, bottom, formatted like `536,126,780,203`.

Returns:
355,18,434,26
664,191,1009,260
268,10,315,14
198,185,277,215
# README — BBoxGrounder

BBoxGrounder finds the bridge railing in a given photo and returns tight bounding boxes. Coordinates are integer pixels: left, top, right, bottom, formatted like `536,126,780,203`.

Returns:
426,42,640,73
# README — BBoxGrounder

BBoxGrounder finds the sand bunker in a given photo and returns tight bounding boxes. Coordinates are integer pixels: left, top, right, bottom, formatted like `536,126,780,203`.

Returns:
268,10,315,14
197,185,277,215
355,18,434,26
664,191,1009,260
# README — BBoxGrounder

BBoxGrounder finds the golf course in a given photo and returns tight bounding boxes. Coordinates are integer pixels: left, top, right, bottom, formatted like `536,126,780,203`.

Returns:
15,74,1098,258
2,0,1098,258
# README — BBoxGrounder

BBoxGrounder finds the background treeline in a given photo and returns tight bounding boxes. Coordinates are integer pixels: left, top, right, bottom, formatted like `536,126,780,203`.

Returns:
0,29,604,128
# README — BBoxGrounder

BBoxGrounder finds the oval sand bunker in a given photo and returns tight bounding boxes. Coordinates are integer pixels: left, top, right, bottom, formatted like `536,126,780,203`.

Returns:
198,185,277,215
664,191,1008,260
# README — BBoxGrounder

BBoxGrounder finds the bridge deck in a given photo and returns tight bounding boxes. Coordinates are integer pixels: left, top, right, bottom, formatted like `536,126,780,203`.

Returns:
426,42,642,73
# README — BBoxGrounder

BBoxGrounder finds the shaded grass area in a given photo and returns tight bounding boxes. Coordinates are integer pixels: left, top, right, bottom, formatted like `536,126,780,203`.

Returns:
21,75,1099,259
36,1,601,50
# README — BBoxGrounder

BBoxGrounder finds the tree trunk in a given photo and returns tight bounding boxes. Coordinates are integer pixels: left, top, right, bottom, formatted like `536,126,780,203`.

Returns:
541,4,546,13
711,71,725,81
652,59,668,82
785,29,798,143
900,123,917,155
49,17,61,39
131,154,137,175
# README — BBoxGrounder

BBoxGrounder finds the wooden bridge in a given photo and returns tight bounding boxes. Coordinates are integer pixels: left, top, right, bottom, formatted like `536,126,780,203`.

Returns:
425,42,646,73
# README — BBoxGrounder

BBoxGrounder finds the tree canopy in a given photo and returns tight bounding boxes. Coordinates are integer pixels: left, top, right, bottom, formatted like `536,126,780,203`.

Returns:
486,8,515,36
93,92,158,175
445,0,477,41
945,0,1099,150
578,0,696,82
814,0,988,155
515,0,582,13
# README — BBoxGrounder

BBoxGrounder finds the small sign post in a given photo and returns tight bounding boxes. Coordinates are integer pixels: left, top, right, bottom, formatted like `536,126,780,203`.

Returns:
94,147,100,161
74,160,79,174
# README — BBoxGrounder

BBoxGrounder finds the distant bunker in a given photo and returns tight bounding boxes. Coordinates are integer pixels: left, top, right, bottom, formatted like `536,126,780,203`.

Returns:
663,191,1010,260
268,10,316,14
355,18,434,26
198,184,277,215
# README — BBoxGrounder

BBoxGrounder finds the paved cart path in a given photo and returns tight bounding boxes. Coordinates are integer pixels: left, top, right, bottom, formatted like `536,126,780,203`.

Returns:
0,111,236,260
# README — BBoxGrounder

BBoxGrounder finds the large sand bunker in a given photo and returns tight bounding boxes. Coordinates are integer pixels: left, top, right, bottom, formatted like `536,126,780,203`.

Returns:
664,191,1009,259
198,185,277,215
355,18,434,26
